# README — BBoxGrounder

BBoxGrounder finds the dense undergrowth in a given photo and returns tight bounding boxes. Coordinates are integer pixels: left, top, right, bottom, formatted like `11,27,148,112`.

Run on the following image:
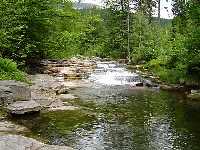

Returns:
0,58,27,82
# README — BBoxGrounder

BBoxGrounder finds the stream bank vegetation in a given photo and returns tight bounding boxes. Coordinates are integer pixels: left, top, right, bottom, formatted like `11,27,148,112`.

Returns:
0,0,199,85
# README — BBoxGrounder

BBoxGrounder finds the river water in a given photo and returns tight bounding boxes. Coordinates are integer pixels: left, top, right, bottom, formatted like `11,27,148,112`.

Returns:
13,62,200,150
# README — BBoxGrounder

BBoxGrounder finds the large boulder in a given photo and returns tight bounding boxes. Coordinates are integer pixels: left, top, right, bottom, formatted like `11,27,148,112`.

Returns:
0,81,31,104
6,100,41,115
0,134,73,150
0,86,14,105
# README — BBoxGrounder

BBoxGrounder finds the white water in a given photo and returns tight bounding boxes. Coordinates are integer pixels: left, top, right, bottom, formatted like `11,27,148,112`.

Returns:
89,62,142,86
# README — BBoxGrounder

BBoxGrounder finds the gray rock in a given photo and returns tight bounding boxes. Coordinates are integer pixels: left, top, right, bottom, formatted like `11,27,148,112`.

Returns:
0,80,31,102
6,100,41,115
0,134,73,150
54,85,69,95
143,79,158,88
191,90,200,94
31,92,64,109
188,90,200,100
0,86,14,105
35,98,64,109
0,121,28,133
59,94,78,101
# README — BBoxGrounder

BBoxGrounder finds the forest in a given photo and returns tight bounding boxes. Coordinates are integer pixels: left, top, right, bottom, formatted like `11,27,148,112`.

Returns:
0,1,200,149
0,0,199,85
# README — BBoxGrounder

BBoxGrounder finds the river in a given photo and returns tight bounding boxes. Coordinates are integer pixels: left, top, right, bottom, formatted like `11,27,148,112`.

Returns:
12,61,200,150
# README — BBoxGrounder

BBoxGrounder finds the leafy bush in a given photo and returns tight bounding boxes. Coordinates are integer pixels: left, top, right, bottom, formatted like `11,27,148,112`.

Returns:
156,68,185,84
0,58,27,82
187,54,200,79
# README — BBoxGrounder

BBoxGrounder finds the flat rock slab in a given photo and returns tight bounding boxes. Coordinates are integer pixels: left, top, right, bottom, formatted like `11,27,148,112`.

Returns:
7,100,42,115
0,134,73,150
31,94,64,108
59,94,78,101
0,80,31,101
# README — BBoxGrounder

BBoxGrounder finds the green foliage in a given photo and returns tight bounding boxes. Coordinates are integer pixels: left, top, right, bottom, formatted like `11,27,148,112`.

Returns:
187,54,200,79
0,58,27,82
0,0,199,84
0,0,57,62
130,12,157,63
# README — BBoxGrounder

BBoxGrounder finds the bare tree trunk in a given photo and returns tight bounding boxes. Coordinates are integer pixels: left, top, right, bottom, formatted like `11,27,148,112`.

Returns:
127,0,131,63
158,0,161,22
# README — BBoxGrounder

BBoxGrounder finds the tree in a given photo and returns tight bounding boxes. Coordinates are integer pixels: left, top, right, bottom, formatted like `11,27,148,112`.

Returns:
0,0,59,63
158,0,161,22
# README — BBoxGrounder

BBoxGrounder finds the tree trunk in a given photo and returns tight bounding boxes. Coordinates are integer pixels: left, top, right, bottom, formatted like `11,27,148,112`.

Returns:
127,0,131,63
158,0,161,22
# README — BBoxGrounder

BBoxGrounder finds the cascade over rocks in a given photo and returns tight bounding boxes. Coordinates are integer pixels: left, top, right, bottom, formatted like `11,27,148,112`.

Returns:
40,58,97,80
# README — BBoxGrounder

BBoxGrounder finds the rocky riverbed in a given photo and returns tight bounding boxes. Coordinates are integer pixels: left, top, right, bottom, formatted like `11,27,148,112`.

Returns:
1,57,200,150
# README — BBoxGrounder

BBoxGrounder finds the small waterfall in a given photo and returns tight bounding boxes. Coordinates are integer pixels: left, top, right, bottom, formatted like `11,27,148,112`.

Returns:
89,61,142,86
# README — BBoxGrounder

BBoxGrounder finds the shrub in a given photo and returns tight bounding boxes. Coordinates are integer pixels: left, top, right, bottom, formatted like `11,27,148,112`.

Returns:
0,58,27,82
187,54,200,80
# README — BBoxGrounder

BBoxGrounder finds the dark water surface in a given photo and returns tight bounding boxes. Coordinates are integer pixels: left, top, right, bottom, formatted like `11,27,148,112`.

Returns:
12,62,200,150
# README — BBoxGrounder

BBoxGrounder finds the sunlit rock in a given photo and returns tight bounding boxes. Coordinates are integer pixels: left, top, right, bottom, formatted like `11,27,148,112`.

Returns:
188,90,200,100
0,135,73,150
0,121,28,134
59,94,79,101
6,100,42,115
0,80,31,103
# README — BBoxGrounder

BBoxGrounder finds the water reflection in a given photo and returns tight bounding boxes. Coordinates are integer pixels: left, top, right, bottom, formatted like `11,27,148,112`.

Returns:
68,75,200,150
13,61,200,150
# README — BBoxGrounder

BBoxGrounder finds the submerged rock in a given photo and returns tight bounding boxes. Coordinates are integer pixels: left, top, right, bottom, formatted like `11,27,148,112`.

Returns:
48,106,79,111
6,100,42,115
0,134,73,150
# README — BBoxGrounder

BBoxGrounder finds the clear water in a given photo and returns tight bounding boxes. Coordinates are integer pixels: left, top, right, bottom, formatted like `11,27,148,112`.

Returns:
12,62,200,150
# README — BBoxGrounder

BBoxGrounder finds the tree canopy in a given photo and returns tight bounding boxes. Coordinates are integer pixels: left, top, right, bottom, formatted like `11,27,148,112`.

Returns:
0,0,199,83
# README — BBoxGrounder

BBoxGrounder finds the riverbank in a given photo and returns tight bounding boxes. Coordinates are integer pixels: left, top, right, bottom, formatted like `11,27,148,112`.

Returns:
0,57,102,149
126,64,200,101
1,57,200,149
